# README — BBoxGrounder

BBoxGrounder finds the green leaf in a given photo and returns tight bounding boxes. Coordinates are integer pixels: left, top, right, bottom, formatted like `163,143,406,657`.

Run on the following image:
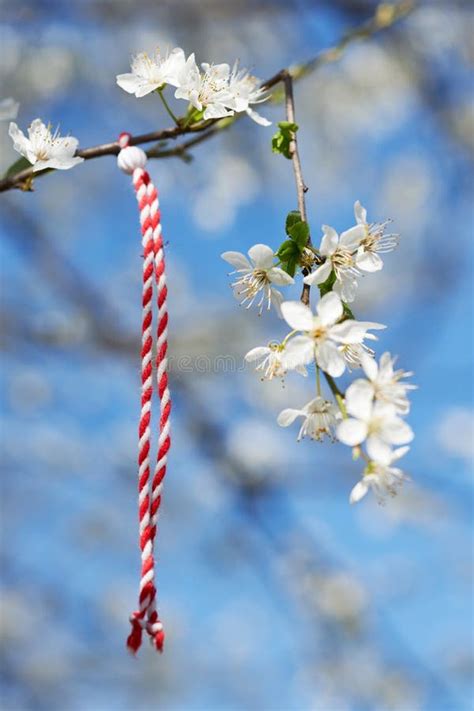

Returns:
3,156,32,179
276,239,298,260
318,269,336,297
271,121,299,159
285,210,302,234
287,220,309,249
277,121,298,131
283,254,298,277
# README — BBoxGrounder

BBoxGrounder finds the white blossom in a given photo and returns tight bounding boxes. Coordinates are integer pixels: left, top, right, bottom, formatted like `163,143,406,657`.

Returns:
354,200,399,272
359,351,415,414
337,379,414,464
303,224,365,302
281,292,385,378
278,397,340,441
8,119,84,172
0,97,19,121
116,47,186,97
222,244,294,316
245,342,307,379
175,56,235,120
227,62,271,126
349,447,410,504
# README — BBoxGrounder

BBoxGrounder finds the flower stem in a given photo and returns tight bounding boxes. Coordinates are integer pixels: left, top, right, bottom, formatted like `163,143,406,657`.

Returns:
316,365,322,397
335,393,347,419
323,372,342,398
322,372,347,417
157,89,180,125
282,329,297,346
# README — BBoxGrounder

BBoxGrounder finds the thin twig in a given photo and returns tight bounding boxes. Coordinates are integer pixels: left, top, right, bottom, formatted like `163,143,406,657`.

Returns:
282,71,312,307
146,126,227,160
283,71,308,224
0,2,414,194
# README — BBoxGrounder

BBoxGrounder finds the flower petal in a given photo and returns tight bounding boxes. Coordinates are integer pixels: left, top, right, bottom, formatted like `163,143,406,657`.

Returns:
248,243,275,269
221,251,251,270
361,352,378,381
203,104,234,120
334,275,357,304
270,287,284,317
339,224,365,249
354,200,367,225
135,82,160,98
320,225,339,256
267,267,294,286
280,301,314,331
392,445,410,462
317,291,343,326
366,436,393,465
244,346,269,362
330,320,386,344
40,156,84,171
356,251,383,272
283,335,315,368
317,341,346,377
303,260,331,286
337,418,368,446
345,379,374,420
246,108,271,126
116,73,144,94
277,408,303,427
381,417,414,445
350,480,369,504
8,121,30,160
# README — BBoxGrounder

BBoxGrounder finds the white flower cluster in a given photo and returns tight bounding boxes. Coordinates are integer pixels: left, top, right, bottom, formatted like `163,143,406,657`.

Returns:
222,203,415,505
5,47,270,175
304,201,399,303
8,119,84,172
116,47,271,125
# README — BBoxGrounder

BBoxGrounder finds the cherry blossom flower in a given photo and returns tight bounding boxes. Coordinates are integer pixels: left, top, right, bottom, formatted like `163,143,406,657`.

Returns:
359,351,416,414
175,56,235,120
303,224,365,302
245,342,307,379
116,48,186,97
337,379,414,464
354,200,399,272
222,244,294,316
0,97,19,121
9,119,84,172
349,447,410,504
281,292,385,377
277,397,340,441
227,62,271,126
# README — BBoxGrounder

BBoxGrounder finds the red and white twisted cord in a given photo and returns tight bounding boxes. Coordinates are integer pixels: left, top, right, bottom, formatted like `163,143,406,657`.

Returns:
117,133,171,654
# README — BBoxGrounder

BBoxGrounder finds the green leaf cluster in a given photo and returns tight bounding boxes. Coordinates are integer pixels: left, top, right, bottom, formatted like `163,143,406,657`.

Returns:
271,121,298,159
276,211,310,277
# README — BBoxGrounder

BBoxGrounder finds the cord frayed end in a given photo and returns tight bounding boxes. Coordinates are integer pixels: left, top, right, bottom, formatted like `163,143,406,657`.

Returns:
126,616,143,655
153,628,165,653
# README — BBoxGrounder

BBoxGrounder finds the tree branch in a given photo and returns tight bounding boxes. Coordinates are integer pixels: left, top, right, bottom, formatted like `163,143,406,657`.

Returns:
0,1,415,194
281,71,312,308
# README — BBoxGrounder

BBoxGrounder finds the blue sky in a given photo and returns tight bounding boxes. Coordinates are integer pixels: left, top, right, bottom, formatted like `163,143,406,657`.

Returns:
1,2,473,710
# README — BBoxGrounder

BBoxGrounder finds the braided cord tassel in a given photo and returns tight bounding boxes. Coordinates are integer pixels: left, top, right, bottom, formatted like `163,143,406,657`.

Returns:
145,192,171,651
117,133,170,654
